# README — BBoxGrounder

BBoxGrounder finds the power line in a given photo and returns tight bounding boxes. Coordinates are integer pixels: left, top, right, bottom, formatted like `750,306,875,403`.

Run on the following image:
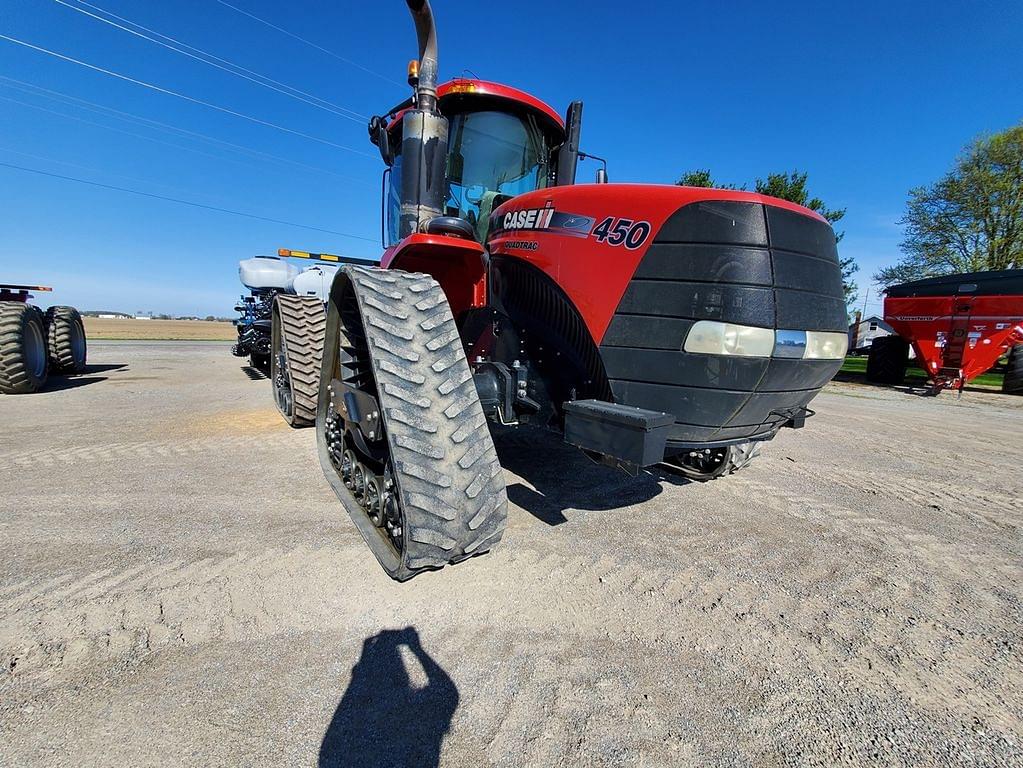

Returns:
0,145,232,201
0,76,373,186
213,0,405,88
53,0,367,122
0,33,374,158
0,92,288,177
0,160,379,242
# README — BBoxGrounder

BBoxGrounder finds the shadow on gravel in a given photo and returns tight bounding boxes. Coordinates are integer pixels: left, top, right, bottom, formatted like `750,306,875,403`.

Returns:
494,426,678,525
40,364,127,391
319,627,458,768
241,365,268,381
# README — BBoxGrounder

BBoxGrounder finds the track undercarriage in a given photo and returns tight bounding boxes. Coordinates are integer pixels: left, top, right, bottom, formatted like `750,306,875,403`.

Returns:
313,267,508,580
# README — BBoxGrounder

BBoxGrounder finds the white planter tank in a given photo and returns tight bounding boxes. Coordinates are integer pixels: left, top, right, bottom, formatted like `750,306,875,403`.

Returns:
292,264,340,303
239,256,300,291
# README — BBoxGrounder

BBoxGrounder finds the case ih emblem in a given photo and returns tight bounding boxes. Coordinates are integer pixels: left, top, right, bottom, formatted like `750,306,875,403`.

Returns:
502,203,556,231
495,204,595,238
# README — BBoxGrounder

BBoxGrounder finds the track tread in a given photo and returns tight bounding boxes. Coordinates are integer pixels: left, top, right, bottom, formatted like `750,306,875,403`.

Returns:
272,294,326,427
332,267,508,578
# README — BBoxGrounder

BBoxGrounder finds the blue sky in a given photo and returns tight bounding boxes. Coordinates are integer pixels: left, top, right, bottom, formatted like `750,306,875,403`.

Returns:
1,0,1021,316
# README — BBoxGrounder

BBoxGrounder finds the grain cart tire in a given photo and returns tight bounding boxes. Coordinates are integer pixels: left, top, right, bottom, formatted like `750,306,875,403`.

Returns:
659,441,761,481
44,305,87,374
272,294,326,427
0,302,49,394
1003,344,1023,395
318,267,508,580
866,335,909,385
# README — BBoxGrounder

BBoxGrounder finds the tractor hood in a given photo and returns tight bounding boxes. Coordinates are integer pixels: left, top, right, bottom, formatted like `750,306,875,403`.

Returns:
487,183,848,445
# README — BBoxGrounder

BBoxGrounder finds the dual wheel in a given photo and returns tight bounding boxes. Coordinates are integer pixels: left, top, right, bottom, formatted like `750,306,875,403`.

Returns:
0,303,87,394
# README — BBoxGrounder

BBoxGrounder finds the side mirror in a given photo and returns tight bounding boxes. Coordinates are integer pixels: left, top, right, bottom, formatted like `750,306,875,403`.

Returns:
368,116,393,165
596,167,608,184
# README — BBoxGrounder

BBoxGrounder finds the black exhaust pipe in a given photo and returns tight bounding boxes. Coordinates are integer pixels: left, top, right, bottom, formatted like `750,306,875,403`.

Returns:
399,0,448,238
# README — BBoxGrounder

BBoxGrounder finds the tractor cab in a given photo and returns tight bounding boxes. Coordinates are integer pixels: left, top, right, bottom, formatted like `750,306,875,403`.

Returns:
375,80,568,245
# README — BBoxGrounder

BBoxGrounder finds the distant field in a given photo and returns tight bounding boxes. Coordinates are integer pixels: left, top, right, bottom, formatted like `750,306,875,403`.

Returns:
83,317,235,341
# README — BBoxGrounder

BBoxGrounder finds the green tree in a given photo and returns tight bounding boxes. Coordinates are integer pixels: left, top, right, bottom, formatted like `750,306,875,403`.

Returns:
676,169,858,305
875,123,1023,286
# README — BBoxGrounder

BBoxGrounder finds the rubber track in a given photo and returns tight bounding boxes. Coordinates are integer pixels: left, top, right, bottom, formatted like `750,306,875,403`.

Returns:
0,302,47,394
45,305,86,374
345,266,508,575
274,294,326,427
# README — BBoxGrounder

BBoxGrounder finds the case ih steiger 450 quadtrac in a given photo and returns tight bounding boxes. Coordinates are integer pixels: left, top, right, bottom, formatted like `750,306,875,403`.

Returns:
0,284,87,394
272,0,849,579
866,269,1023,395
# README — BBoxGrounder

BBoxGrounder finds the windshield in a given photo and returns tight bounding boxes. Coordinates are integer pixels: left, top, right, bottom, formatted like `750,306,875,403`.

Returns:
445,110,549,239
383,109,552,246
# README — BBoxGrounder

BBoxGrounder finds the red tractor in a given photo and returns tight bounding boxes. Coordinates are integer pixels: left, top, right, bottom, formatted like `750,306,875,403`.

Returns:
867,269,1023,394
0,284,87,394
273,0,849,579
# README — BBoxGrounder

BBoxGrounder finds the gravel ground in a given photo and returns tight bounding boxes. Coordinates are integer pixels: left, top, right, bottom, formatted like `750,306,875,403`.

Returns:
1,342,1021,767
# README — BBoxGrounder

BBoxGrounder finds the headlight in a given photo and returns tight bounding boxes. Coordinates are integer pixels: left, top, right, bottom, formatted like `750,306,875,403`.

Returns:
683,323,848,360
804,330,849,360
683,321,775,358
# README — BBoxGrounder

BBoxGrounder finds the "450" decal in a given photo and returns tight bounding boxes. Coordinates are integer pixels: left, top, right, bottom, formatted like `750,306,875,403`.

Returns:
591,217,651,249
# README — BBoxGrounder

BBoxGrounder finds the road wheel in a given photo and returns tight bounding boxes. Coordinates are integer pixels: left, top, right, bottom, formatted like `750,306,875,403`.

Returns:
272,294,326,427
1003,344,1023,395
318,267,508,580
0,302,49,394
44,305,87,374
660,441,761,481
866,335,909,385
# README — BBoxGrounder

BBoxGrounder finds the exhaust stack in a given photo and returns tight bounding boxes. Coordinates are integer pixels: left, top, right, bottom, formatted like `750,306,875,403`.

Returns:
399,0,448,238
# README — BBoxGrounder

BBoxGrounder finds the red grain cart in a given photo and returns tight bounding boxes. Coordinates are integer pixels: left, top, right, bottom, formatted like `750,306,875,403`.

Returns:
866,270,1023,394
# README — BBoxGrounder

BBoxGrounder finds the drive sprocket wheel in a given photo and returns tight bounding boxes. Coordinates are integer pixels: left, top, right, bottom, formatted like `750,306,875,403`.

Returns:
316,266,508,580
272,294,326,427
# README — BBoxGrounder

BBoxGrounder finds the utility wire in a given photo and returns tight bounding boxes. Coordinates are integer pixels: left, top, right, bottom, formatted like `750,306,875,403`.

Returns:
0,160,379,241
0,144,232,201
0,76,372,186
0,33,374,158
0,92,291,177
213,0,404,88
53,0,367,122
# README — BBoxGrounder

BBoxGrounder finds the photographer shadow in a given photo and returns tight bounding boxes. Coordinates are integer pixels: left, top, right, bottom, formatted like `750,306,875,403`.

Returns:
319,627,458,768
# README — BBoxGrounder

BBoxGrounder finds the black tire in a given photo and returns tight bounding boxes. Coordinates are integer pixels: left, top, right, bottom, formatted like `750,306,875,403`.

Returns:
44,305,87,374
272,294,326,427
866,335,909,385
1003,344,1023,395
250,352,269,372
0,302,49,394
317,267,508,581
660,441,761,481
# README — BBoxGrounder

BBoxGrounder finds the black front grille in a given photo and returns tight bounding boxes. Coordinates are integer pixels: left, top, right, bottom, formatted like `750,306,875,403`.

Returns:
599,200,846,445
